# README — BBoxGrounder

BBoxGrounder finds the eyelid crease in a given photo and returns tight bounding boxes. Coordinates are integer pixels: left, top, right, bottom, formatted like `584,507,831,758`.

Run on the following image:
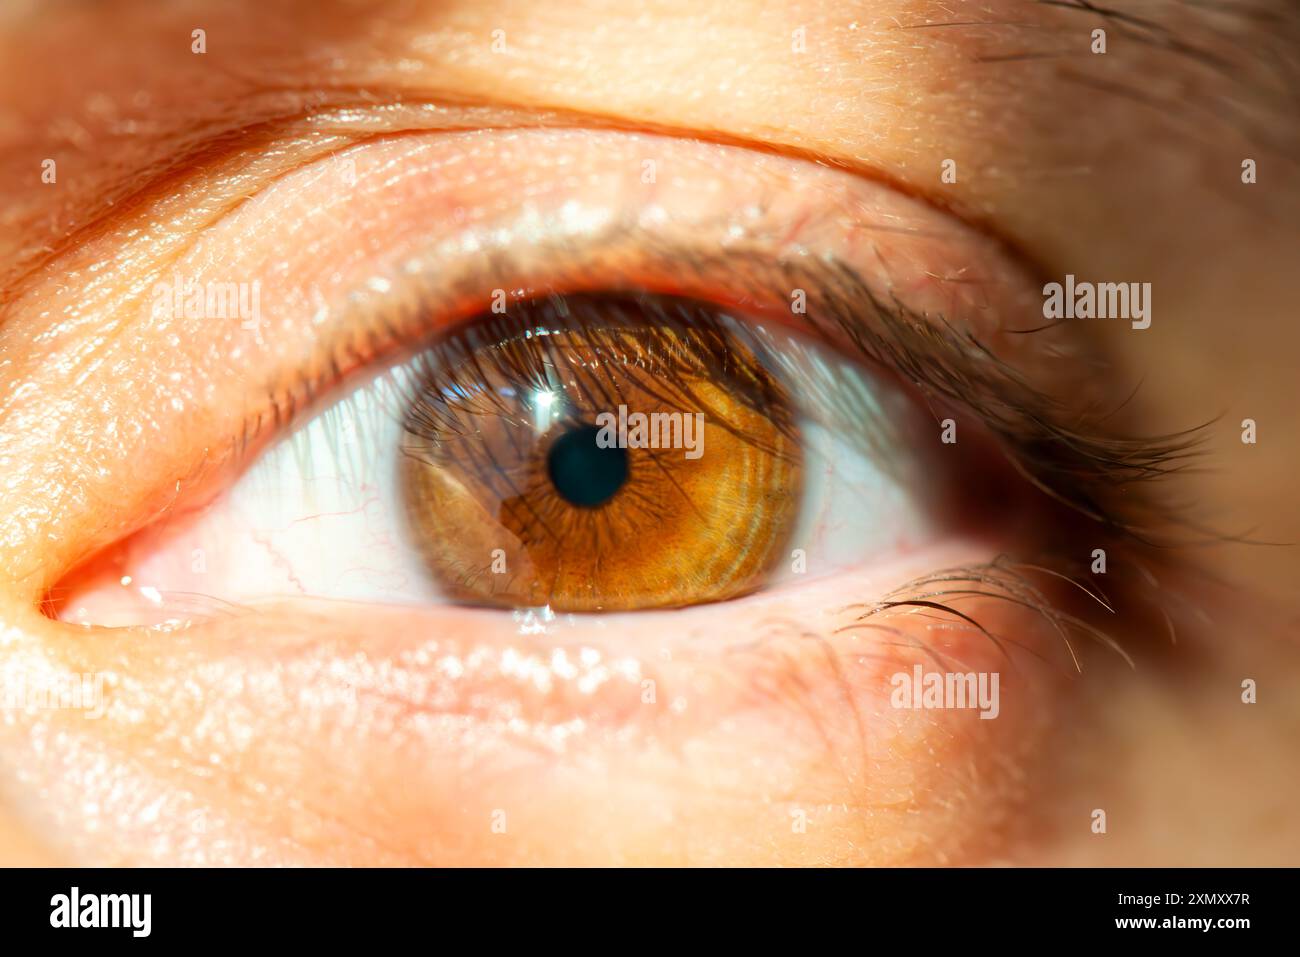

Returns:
295,92,1064,285
2,91,1058,316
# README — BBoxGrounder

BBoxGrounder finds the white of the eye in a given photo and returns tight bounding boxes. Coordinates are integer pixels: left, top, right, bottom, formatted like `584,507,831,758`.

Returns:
232,330,938,601
758,333,939,583
94,326,944,613
215,364,445,604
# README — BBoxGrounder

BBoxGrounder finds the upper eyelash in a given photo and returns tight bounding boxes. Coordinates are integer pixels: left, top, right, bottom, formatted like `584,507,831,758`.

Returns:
239,204,1200,552
718,251,1206,544
399,294,800,456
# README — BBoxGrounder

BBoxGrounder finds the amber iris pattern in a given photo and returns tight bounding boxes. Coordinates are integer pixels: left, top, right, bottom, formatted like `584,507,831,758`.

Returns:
399,295,804,611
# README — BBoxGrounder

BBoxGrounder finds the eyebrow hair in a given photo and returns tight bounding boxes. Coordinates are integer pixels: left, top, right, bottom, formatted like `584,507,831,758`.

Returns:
1034,0,1298,158
894,0,1299,163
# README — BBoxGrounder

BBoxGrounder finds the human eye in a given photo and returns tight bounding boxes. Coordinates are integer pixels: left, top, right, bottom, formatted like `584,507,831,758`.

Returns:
44,107,1127,628
61,287,950,616
19,120,1163,866
6,0,1288,872
14,123,1097,861
47,124,1076,629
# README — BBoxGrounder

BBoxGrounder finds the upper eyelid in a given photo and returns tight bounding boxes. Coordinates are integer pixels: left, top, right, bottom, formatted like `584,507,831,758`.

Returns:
0,123,1158,590
5,93,1056,306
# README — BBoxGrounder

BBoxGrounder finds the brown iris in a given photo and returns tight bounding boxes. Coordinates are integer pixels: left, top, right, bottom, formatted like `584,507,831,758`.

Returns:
399,295,803,611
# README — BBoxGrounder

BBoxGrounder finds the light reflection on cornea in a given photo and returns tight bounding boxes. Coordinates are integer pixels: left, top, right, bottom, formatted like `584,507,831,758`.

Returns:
512,604,555,635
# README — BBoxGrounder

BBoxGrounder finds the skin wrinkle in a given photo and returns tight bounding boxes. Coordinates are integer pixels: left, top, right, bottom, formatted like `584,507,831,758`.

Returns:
0,0,1296,866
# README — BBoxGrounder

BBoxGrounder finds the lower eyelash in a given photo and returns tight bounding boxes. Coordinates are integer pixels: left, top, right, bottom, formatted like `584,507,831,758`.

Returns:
839,556,1127,674
823,537,1216,686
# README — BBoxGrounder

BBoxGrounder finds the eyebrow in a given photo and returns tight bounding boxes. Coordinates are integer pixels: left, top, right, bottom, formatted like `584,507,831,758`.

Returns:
895,0,1299,155
0,0,1292,253
1033,0,1299,153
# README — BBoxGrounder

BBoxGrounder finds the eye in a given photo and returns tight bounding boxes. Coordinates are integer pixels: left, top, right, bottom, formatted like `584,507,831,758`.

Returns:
14,115,1140,867
41,126,1059,636
56,285,956,620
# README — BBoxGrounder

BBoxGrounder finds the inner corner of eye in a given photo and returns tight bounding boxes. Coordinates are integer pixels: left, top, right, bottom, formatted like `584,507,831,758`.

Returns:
55,291,959,627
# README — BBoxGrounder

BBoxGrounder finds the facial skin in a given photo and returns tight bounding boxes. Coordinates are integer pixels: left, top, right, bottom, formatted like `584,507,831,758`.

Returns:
0,0,1297,865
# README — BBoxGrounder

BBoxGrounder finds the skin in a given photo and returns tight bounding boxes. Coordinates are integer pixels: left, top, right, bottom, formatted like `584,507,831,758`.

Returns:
0,0,1297,865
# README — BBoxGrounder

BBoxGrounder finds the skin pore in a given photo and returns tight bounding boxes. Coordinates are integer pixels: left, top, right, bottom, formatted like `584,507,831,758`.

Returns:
0,0,1297,864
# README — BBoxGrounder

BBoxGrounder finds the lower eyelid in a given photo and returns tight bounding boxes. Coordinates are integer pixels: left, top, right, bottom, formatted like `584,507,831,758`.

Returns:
11,540,1076,865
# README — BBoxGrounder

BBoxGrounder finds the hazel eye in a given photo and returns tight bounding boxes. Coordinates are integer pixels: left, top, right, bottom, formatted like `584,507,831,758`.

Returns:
42,125,1051,628
400,294,803,611
53,285,952,625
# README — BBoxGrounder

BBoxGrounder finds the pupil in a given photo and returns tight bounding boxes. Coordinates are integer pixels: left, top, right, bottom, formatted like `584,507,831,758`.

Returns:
547,423,629,508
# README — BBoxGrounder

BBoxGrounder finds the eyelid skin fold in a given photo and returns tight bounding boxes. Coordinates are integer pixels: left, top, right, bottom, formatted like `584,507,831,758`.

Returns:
2,542,1076,865
0,126,1070,598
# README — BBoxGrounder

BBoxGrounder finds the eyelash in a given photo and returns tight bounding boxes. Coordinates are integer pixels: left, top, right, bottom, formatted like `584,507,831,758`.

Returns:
252,235,1198,545
137,136,1201,660
399,294,800,455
